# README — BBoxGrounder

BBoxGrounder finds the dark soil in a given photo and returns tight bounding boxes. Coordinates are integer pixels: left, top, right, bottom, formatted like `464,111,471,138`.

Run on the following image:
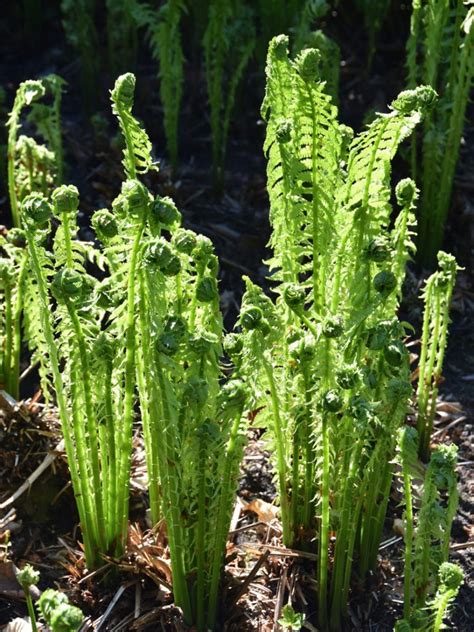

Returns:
0,2,473,631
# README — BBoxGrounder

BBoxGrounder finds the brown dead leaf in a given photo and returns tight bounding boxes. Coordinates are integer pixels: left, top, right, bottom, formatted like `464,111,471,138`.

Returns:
244,499,279,523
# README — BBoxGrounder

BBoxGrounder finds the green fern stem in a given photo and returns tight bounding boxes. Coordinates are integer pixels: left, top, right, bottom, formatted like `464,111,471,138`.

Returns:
306,83,324,311
136,276,161,525
363,456,394,572
402,462,414,619
206,406,244,630
154,353,193,622
290,412,301,540
417,289,442,460
329,439,363,630
195,430,208,630
318,337,333,630
301,370,316,531
65,299,107,554
103,356,118,544
259,343,292,546
3,280,13,396
319,409,331,630
7,112,21,227
9,255,28,400
115,220,145,555
25,231,96,566
58,205,107,555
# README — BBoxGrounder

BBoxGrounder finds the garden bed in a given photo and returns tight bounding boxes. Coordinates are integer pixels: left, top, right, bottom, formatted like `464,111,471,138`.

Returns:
0,2,473,630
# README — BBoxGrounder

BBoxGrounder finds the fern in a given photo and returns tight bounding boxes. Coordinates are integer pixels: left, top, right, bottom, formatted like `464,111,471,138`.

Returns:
106,0,138,76
396,439,460,629
417,252,458,461
60,0,99,110
110,73,157,178
235,36,436,631
203,0,255,189
132,0,186,172
407,1,474,264
6,75,64,227
131,205,248,629
17,73,157,569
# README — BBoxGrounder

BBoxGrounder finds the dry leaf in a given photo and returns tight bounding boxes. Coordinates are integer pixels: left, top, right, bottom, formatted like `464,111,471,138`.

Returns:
244,499,279,523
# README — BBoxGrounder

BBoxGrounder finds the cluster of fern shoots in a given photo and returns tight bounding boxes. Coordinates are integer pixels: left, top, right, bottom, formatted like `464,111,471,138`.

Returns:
0,34,465,632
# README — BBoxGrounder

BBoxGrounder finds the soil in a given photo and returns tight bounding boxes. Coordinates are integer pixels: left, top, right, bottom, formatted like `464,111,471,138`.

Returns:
0,2,473,631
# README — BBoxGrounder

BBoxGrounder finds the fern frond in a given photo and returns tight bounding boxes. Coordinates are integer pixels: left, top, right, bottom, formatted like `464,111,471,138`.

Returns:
110,73,157,179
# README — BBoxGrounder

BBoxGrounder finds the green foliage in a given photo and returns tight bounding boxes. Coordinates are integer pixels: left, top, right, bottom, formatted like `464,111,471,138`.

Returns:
17,564,40,632
294,29,340,104
60,0,99,110
431,562,464,631
106,0,138,76
0,241,26,400
278,604,305,630
110,73,157,178
132,0,186,171
354,0,392,63
137,228,248,629
235,35,435,630
19,74,156,568
10,72,248,630
406,1,474,265
38,588,84,632
3,76,64,402
7,76,64,227
417,252,458,460
203,0,255,189
396,435,460,630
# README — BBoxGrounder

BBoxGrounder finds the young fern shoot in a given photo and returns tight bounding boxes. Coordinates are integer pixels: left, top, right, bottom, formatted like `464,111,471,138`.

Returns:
416,251,458,461
131,0,186,172
19,73,156,568
235,35,436,630
406,1,474,264
396,438,460,630
136,211,248,630
203,0,255,190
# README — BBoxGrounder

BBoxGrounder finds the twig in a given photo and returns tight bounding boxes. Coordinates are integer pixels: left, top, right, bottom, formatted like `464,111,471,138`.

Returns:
229,549,270,610
95,584,129,631
19,362,39,382
432,416,466,439
241,543,319,561
274,565,288,632
0,440,65,509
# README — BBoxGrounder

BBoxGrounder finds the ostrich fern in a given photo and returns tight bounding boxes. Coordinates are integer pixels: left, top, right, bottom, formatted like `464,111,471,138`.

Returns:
7,76,64,227
19,73,155,568
137,228,248,629
203,0,255,189
235,36,436,630
131,0,186,172
396,434,460,629
417,252,458,461
406,1,474,265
